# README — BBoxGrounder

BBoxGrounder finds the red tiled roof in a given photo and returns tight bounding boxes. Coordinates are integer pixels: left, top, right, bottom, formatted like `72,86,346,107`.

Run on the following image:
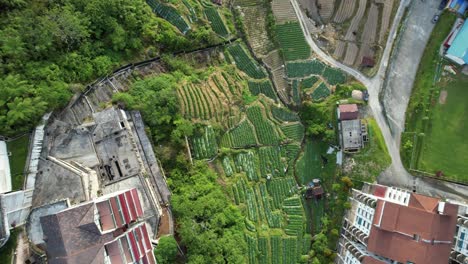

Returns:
367,194,458,264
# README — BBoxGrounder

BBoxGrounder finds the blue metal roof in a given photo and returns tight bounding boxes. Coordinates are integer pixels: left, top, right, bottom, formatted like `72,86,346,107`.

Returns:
447,20,468,64
459,0,468,14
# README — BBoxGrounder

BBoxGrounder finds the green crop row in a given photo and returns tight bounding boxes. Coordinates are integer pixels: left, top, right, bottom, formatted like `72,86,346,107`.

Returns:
259,183,282,228
258,236,270,264
235,151,260,181
247,106,280,145
248,80,278,102
281,144,301,170
192,126,218,159
292,80,301,105
271,105,300,123
284,215,304,236
246,233,258,264
301,75,319,88
222,156,234,176
222,120,258,148
267,178,296,209
271,236,282,264
286,60,325,78
282,237,298,264
148,0,190,34
258,146,285,179
227,44,267,79
280,123,304,142
246,187,259,222
276,22,311,61
311,82,330,101
205,7,229,37
323,66,346,85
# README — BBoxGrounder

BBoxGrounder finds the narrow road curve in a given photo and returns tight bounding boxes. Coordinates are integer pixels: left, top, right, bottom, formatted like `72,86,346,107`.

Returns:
291,0,468,201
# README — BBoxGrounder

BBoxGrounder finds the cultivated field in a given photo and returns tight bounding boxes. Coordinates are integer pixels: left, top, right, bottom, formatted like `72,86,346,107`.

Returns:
236,0,275,56
299,0,400,75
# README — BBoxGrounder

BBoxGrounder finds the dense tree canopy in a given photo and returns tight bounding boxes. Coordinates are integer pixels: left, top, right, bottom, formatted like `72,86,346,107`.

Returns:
154,235,179,264
170,161,247,264
0,0,203,135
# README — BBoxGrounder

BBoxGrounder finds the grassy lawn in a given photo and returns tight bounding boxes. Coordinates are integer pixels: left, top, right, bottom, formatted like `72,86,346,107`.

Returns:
6,135,29,190
345,118,391,182
402,11,468,182
0,229,19,263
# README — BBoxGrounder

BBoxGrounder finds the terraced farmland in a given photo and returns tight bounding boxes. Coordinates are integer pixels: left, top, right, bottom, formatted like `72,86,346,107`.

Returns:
227,44,267,79
147,0,191,34
176,68,244,126
276,22,311,61
205,7,229,37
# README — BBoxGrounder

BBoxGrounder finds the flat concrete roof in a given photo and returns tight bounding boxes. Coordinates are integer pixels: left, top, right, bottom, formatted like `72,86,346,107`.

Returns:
342,119,362,150
0,141,11,193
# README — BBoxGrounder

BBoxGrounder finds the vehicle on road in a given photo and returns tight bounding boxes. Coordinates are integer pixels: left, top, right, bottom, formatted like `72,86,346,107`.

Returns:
432,14,440,23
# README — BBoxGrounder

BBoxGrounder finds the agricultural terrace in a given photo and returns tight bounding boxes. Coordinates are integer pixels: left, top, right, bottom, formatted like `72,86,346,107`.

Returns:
175,66,245,127
276,22,311,61
6,135,29,190
235,0,275,57
298,0,400,75
146,0,233,38
402,12,468,183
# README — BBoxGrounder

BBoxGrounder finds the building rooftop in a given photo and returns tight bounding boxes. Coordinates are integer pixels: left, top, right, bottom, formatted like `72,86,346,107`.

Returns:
40,189,154,264
446,20,468,65
339,104,358,114
341,119,363,151
366,193,458,264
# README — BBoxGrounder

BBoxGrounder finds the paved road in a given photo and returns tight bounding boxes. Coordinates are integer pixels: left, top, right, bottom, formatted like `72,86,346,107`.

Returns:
291,0,468,201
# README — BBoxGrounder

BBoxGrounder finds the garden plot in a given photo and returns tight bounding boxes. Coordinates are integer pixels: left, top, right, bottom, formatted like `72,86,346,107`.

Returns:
227,43,267,79
271,68,290,104
247,105,280,146
239,4,275,56
344,0,367,41
263,50,283,71
379,0,395,44
271,0,298,24
248,80,279,102
276,22,311,61
343,43,359,65
333,40,346,60
176,69,243,125
205,7,229,37
148,0,191,34
192,126,218,159
317,0,336,22
355,3,379,67
333,0,357,23
286,60,325,78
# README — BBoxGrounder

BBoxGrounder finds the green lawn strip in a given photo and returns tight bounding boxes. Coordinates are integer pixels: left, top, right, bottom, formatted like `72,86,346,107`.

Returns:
403,11,468,181
346,118,391,182
6,135,29,190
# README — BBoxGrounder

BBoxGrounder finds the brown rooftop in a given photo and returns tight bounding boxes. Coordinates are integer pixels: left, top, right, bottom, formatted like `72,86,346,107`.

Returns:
367,194,458,264
339,104,358,113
